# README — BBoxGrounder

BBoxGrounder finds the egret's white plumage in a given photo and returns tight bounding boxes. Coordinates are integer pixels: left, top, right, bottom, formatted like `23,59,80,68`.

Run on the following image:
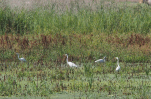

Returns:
16,53,26,62
115,57,120,71
95,56,106,63
65,54,77,67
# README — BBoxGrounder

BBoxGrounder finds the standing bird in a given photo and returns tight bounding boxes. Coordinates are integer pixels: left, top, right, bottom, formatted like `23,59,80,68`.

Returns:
95,56,106,63
65,54,77,67
16,53,26,62
115,57,120,71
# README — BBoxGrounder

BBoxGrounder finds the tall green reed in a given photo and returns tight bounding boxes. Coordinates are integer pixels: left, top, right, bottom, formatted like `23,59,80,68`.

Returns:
0,2,151,35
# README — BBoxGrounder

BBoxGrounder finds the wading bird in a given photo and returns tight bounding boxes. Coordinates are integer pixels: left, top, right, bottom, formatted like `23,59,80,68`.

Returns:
95,56,106,63
65,54,77,67
16,53,26,62
115,57,120,71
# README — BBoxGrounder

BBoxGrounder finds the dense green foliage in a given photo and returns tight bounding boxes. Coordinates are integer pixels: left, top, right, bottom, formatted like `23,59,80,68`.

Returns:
0,2,151,35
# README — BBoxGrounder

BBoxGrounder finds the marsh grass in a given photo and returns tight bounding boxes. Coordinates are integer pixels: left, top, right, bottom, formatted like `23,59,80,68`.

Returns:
0,62,150,98
1,0,151,98
1,33,151,64
0,0,151,35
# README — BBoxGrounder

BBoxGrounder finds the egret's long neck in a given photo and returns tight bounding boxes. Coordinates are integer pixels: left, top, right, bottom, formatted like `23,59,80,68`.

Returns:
117,59,119,66
66,55,68,63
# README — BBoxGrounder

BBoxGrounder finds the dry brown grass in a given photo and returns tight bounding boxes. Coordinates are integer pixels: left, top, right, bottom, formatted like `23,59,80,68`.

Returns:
106,34,150,47
106,33,151,56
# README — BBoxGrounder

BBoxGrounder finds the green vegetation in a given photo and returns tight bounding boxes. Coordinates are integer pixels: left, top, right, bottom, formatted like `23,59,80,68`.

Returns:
0,0,151,35
0,62,151,98
0,0,151,98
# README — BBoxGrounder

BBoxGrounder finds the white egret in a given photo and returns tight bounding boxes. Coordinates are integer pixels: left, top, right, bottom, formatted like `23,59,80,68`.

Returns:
115,57,120,71
95,56,106,63
65,54,77,67
16,53,26,62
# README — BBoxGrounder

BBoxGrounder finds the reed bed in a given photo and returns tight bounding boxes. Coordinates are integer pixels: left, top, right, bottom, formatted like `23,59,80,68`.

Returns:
0,0,151,98
0,0,151,35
